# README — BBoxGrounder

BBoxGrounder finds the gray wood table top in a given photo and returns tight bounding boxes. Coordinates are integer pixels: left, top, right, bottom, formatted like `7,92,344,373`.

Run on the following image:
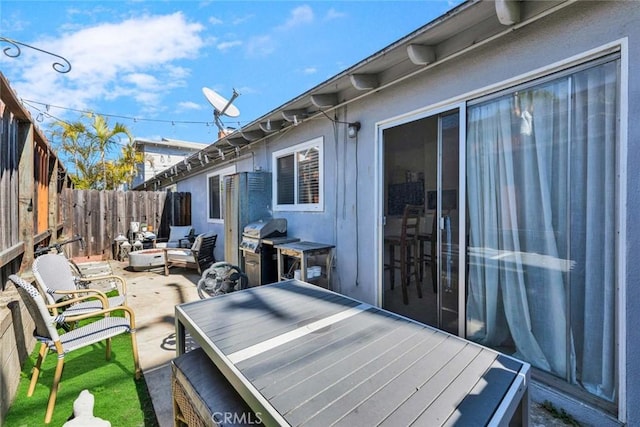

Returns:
175,280,529,427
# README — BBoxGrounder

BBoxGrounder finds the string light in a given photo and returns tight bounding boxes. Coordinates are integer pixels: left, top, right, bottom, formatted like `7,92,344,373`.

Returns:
21,98,248,128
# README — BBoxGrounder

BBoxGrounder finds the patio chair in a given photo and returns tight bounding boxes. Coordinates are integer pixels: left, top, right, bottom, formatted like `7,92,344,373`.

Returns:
163,232,217,276
155,225,195,248
33,254,127,320
8,274,141,424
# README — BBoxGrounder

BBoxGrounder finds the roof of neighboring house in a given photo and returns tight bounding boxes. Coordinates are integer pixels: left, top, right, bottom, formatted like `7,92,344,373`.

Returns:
134,137,208,151
137,0,573,190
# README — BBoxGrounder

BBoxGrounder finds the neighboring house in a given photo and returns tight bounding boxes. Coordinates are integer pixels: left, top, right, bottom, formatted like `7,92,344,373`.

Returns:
131,137,207,189
135,1,639,425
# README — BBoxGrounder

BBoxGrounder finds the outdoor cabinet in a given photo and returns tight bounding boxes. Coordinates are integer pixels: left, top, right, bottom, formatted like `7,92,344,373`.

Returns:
223,172,272,267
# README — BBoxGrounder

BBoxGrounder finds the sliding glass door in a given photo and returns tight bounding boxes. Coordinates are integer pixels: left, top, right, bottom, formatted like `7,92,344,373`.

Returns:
465,56,619,402
381,109,461,334
435,112,460,335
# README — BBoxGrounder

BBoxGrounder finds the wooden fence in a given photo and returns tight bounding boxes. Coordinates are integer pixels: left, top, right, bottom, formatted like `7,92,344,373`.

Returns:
1,72,75,420
61,188,191,259
1,72,74,286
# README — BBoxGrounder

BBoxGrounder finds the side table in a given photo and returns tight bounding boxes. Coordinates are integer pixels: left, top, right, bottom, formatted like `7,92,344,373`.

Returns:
275,241,335,289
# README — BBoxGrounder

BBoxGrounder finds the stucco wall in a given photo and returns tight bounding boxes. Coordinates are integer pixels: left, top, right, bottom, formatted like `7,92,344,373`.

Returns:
0,287,36,422
168,2,638,423
336,2,638,423
133,144,205,188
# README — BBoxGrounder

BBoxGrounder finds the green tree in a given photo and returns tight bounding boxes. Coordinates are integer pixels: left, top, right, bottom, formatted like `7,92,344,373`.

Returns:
86,114,133,190
52,120,86,176
51,118,99,189
101,141,144,190
51,114,135,190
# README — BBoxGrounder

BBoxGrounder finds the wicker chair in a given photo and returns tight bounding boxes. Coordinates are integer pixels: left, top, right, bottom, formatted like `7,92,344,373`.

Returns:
32,254,127,320
8,275,141,424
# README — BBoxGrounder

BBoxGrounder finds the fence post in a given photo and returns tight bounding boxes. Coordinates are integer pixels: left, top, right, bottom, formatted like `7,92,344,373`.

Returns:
18,123,35,272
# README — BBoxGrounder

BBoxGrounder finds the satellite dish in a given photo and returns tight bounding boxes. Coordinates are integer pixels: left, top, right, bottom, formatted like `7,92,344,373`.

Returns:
202,87,240,117
202,87,241,135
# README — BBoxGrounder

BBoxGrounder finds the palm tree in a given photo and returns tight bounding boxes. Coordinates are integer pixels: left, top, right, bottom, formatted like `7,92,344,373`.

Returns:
51,119,88,179
86,114,132,190
106,140,145,190
51,114,135,189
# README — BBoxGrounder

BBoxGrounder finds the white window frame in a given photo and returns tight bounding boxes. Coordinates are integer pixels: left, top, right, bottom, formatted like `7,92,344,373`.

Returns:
272,137,324,212
207,165,236,223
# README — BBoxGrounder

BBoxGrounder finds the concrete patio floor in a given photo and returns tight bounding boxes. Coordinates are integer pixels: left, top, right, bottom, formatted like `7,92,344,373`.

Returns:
108,259,201,427
104,259,565,427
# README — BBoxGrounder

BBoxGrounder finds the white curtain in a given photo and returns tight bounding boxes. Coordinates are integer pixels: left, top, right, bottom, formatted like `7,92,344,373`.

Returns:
465,60,617,401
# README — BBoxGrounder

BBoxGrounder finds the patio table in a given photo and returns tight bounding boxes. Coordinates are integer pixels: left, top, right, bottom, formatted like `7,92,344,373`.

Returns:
175,279,530,426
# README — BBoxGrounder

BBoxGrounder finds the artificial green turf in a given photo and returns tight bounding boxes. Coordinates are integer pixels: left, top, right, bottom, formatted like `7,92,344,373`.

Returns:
4,334,158,426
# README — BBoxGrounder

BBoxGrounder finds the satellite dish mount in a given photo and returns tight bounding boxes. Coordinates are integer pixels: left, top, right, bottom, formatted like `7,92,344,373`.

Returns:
202,87,241,134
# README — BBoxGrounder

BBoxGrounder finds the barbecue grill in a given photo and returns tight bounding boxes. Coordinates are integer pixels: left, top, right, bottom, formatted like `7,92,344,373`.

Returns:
239,218,298,286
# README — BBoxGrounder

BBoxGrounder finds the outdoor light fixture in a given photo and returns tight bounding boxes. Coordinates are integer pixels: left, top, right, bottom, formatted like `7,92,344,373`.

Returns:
348,122,361,138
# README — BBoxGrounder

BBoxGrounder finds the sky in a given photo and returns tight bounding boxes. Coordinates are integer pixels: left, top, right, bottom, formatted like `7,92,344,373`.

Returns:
1,0,462,149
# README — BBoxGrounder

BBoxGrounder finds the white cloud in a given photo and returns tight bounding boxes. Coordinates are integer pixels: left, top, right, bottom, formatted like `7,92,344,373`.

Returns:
8,12,205,121
232,14,254,26
208,16,223,25
236,86,258,95
302,67,317,75
123,73,159,89
217,40,242,52
242,5,315,58
177,101,202,111
1,11,28,32
325,8,346,21
168,66,191,81
246,35,275,57
277,5,314,31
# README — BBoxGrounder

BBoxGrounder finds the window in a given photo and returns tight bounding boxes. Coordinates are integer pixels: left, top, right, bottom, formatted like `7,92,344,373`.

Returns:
207,165,235,222
272,137,324,211
465,56,619,403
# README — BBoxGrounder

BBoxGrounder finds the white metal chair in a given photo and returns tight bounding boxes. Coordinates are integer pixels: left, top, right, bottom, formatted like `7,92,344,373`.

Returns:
32,254,127,320
8,274,141,424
